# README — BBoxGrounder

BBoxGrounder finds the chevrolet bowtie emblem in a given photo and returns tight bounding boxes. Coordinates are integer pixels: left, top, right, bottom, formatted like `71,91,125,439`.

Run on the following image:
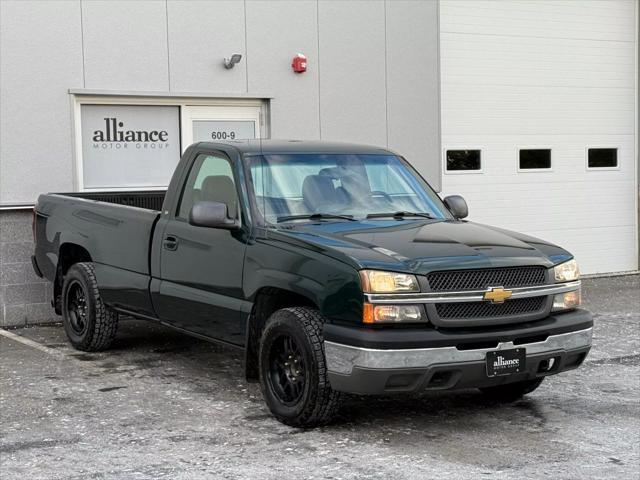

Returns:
483,287,512,304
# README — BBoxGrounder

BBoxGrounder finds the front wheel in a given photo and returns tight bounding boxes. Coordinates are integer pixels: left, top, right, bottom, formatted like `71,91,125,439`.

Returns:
62,262,118,351
479,377,545,402
258,307,342,428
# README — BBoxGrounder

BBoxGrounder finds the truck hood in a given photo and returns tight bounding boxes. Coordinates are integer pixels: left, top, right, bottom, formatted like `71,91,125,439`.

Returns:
268,219,572,274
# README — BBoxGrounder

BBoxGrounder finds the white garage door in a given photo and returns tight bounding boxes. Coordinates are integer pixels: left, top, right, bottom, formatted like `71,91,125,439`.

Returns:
439,0,638,275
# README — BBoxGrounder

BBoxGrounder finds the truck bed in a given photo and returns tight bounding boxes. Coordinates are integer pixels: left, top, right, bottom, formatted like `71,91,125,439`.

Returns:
60,191,166,211
34,191,165,317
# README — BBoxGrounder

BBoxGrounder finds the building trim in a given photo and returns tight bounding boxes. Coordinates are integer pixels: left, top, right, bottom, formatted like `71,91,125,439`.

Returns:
0,204,34,211
635,0,639,270
435,0,442,192
68,89,274,99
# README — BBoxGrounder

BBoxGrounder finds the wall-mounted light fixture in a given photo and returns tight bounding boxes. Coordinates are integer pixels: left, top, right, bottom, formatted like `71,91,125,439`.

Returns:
224,54,242,69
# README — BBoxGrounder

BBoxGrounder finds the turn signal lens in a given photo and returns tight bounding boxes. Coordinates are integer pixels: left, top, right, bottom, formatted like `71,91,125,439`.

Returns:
552,289,581,312
554,259,580,282
362,303,423,324
359,270,420,293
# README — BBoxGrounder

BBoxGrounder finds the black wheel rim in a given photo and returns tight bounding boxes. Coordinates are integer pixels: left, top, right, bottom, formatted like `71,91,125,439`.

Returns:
66,280,88,336
267,334,306,406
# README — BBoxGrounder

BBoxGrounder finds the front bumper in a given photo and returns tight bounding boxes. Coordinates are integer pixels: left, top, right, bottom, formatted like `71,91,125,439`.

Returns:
324,310,592,395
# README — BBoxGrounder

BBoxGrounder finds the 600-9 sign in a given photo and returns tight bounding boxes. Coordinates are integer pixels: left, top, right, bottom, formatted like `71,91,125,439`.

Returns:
211,131,236,140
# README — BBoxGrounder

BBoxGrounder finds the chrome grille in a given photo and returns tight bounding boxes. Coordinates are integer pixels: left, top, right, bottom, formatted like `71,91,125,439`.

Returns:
427,266,546,292
436,296,547,319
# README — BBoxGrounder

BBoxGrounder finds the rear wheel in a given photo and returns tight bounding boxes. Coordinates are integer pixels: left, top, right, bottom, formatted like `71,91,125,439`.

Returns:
62,262,118,351
479,377,545,402
258,307,342,428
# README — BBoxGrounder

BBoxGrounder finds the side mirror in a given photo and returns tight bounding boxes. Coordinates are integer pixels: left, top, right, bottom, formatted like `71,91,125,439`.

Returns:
188,201,239,229
443,195,468,219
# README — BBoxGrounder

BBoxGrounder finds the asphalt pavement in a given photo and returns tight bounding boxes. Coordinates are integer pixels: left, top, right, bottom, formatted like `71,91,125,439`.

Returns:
1,275,638,479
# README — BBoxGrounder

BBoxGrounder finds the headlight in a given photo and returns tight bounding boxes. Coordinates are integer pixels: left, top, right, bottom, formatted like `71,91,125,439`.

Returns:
554,259,580,282
363,304,424,324
359,270,420,293
552,289,581,312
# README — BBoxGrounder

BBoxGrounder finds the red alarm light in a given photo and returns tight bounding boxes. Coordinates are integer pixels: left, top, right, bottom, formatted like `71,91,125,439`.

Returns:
292,53,307,73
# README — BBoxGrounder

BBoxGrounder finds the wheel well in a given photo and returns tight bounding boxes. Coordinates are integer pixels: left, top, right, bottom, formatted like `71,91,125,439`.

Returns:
53,243,92,314
245,287,316,381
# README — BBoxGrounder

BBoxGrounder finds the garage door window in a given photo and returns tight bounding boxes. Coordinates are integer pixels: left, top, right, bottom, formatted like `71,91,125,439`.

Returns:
519,149,551,170
587,148,618,169
445,150,481,172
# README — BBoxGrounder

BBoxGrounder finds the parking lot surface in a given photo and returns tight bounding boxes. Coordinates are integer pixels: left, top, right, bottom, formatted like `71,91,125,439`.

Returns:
1,275,639,479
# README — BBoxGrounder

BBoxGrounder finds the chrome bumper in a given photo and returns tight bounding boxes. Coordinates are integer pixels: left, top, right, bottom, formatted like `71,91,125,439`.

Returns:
325,327,593,375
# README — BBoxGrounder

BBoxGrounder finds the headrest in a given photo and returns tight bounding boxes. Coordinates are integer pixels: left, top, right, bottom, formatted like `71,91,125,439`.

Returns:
302,175,337,211
200,175,237,218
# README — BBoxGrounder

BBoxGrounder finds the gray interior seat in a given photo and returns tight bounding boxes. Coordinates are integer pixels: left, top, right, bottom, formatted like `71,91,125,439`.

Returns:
200,175,237,219
302,175,339,211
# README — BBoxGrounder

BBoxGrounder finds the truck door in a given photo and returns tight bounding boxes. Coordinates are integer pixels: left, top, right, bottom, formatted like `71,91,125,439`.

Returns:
155,151,248,345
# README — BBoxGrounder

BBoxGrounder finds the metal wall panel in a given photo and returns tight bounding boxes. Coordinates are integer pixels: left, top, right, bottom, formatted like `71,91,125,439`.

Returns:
386,0,441,189
167,0,247,93
82,0,169,91
0,0,83,205
317,0,387,145
246,0,320,139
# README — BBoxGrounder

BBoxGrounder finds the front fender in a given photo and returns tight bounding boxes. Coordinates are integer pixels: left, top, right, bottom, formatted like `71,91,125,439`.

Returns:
243,238,363,324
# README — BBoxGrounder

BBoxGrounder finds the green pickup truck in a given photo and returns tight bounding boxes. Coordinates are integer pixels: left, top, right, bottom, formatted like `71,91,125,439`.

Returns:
32,140,592,427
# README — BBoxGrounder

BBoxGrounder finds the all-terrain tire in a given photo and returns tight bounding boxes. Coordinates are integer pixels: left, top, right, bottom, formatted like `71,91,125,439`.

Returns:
61,262,118,351
479,377,545,402
258,307,342,428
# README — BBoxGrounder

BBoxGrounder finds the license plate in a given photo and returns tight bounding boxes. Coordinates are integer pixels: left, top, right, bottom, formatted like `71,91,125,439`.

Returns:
486,348,526,377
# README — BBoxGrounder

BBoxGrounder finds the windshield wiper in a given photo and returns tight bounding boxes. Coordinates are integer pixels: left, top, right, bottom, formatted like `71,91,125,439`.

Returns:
366,211,435,220
276,213,356,223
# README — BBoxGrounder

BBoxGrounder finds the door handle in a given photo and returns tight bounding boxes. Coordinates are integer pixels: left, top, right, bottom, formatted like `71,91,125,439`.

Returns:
163,235,179,251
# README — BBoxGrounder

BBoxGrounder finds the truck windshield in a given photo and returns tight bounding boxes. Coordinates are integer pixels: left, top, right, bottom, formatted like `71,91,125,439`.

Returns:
248,154,451,223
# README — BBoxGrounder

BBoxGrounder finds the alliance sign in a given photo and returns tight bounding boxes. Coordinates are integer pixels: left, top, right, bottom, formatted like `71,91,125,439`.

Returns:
81,105,180,189
92,118,169,143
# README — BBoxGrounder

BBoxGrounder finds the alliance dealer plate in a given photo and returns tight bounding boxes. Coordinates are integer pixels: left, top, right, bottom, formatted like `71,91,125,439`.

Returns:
486,348,526,377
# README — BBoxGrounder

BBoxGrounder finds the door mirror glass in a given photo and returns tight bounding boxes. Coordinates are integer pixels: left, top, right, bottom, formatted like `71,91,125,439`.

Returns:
188,201,239,229
443,195,468,219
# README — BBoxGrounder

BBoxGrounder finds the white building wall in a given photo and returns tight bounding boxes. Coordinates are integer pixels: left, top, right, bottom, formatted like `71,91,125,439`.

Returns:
168,0,247,93
246,0,321,140
439,0,638,275
0,0,84,206
82,1,170,91
386,0,441,174
317,1,387,145
0,0,441,207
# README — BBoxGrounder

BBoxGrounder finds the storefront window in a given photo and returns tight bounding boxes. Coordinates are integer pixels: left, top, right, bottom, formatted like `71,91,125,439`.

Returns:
80,105,181,190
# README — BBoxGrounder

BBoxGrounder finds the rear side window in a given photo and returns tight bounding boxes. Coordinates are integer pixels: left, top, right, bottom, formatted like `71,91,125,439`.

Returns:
588,148,618,168
519,149,551,170
177,154,237,220
446,150,481,172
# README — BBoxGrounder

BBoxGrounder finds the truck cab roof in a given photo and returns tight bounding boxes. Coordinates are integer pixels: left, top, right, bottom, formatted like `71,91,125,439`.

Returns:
193,139,396,156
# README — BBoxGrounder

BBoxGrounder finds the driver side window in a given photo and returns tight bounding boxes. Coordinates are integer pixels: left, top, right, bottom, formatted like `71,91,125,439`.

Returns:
178,154,237,220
